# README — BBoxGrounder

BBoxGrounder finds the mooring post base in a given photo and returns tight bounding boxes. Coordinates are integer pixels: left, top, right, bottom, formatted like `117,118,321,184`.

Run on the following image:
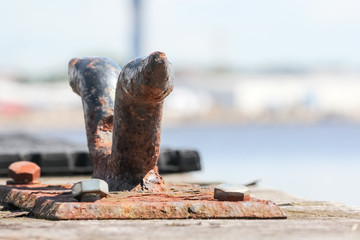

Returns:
0,183,286,220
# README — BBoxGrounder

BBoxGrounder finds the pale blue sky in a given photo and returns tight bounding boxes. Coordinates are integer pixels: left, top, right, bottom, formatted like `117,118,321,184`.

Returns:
1,0,360,76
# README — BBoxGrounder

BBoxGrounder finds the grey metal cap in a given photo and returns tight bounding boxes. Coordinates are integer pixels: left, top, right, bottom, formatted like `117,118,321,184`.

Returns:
72,179,109,200
214,184,250,201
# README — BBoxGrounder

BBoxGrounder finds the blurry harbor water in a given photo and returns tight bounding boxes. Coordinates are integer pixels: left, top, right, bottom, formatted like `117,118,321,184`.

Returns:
162,124,360,207
41,123,360,207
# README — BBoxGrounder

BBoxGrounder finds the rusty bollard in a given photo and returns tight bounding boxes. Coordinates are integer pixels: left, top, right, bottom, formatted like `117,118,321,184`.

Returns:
69,57,120,179
109,52,174,191
7,161,41,185
69,52,174,191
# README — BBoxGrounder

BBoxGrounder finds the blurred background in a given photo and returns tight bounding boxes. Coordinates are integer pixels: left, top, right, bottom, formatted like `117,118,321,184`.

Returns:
1,0,360,205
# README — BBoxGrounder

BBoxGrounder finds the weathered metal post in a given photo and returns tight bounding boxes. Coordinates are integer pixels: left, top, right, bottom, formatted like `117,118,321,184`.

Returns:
68,57,120,179
69,52,173,191
109,52,174,191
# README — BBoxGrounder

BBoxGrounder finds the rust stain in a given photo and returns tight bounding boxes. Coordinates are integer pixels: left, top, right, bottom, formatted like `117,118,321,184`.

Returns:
68,57,120,181
98,97,107,106
109,51,174,191
69,58,79,67
85,58,99,69
0,183,287,220
86,60,97,69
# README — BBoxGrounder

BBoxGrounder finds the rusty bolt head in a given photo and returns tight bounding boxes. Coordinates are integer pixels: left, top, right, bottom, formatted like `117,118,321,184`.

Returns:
72,179,109,202
214,184,250,201
8,161,41,184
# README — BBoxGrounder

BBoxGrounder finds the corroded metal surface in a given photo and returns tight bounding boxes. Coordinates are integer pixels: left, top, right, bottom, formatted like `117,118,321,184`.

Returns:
109,52,174,191
68,57,120,179
0,183,286,220
68,52,174,192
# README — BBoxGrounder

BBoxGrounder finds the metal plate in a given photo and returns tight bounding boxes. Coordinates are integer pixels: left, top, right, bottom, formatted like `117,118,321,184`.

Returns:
0,183,286,220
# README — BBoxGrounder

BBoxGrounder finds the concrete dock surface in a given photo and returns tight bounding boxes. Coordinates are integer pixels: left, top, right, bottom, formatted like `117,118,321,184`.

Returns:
0,175,359,240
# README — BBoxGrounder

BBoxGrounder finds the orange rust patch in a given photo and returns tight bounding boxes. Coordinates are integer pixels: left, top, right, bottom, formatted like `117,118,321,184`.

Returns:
151,51,168,61
86,58,100,69
87,62,96,69
98,113,113,132
98,97,107,106
69,58,79,67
